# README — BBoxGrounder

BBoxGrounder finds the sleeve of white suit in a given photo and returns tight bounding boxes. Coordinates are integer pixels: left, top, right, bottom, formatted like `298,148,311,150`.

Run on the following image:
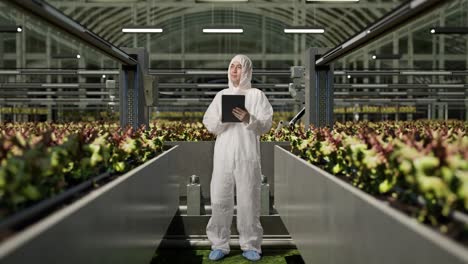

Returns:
246,91,273,136
203,92,228,136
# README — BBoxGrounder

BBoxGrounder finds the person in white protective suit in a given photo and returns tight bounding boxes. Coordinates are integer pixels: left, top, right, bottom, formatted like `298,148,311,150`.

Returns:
203,54,273,261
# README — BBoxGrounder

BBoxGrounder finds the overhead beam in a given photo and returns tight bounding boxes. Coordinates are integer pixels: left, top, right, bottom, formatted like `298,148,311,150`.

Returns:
48,1,397,9
4,0,137,66
316,0,446,66
1,69,467,76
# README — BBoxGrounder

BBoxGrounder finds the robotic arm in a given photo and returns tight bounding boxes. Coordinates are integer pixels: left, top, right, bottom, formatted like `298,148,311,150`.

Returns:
287,66,306,128
288,107,305,127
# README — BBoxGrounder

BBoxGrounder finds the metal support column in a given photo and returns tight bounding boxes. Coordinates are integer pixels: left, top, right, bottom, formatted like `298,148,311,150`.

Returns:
119,48,150,129
304,48,334,129
15,13,26,123
57,43,63,122
78,47,86,114
363,47,369,121
187,175,201,216
408,29,414,121
465,102,468,122
393,32,399,121
45,28,52,122
0,31,3,123
261,175,270,216
466,1,468,122
435,103,448,120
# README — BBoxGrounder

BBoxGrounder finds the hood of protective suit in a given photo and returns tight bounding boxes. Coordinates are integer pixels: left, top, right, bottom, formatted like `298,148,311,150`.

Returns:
228,54,252,90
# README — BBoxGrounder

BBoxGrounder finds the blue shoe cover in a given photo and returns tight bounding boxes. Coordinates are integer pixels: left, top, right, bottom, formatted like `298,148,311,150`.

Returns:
209,249,226,261
242,250,261,261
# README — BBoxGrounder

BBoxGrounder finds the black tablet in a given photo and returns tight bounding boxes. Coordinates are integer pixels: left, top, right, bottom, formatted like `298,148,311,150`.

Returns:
222,95,245,123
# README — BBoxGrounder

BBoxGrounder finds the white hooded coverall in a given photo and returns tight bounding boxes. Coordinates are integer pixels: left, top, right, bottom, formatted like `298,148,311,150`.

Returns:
203,54,273,254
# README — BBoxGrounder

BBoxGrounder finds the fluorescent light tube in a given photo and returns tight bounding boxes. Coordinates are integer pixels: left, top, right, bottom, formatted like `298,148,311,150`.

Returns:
284,28,324,34
202,28,243,33
122,28,163,33
416,98,436,102
87,0,139,2
379,92,407,95
87,92,109,95
41,83,79,88
428,84,464,88
185,70,226,74
77,70,119,75
197,84,226,88
306,0,358,2
0,70,20,74
400,71,451,75
27,91,56,95
351,84,388,88
196,0,248,2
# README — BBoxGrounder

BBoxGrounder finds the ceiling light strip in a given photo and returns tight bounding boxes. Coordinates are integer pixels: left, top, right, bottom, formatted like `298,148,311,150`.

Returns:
428,84,464,88
379,92,408,95
77,70,120,75
400,71,451,75
122,28,163,33
196,0,248,2
0,70,20,74
185,70,226,74
27,91,56,95
351,84,389,88
41,83,79,88
202,28,243,33
306,0,358,2
197,84,226,88
284,28,324,34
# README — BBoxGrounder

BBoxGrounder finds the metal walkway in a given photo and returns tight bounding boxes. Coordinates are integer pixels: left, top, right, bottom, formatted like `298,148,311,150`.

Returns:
152,199,305,263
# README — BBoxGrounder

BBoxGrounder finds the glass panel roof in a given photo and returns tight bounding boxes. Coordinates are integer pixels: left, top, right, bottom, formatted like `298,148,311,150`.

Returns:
0,0,466,120
0,1,119,70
